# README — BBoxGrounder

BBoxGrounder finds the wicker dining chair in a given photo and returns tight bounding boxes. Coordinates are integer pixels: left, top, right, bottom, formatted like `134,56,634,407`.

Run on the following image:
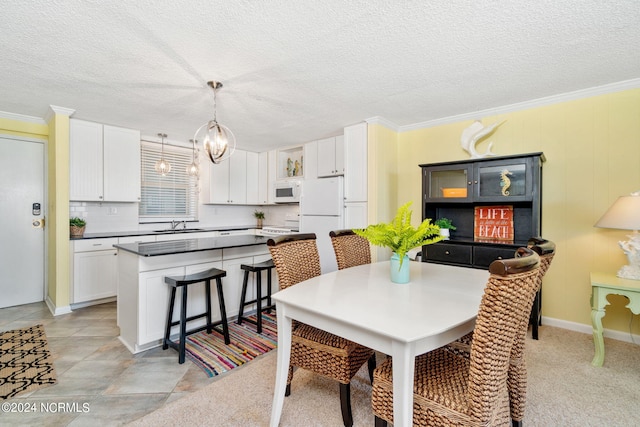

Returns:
267,233,376,427
372,247,541,427
329,229,372,270
446,238,556,427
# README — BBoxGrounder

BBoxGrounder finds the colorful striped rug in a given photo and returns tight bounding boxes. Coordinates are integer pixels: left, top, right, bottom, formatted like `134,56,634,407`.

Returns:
186,312,277,377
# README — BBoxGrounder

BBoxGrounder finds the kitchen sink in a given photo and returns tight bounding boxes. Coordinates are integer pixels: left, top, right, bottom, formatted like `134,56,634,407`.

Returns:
152,228,206,234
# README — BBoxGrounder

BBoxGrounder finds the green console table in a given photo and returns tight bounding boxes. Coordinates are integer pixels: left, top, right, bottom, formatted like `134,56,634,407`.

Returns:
590,272,640,366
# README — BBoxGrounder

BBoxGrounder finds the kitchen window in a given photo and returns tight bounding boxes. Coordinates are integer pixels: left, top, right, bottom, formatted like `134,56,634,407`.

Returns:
139,141,198,221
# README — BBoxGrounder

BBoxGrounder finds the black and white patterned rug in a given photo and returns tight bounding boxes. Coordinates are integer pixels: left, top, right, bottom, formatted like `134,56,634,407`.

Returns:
0,324,57,399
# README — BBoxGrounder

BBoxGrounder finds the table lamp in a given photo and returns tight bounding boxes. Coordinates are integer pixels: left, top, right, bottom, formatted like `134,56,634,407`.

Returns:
594,191,640,280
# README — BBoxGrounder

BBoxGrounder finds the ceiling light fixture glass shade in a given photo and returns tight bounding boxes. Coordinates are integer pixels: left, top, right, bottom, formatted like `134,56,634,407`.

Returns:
194,81,236,164
154,133,171,176
186,139,199,177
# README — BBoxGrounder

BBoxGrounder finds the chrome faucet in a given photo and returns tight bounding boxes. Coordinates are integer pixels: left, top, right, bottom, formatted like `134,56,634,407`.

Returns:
170,220,180,230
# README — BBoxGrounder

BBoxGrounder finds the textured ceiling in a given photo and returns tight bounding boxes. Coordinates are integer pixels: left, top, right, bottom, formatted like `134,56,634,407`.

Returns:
1,1,639,151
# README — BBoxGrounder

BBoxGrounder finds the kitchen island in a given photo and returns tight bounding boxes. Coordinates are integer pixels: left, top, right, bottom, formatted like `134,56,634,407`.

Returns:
114,235,274,354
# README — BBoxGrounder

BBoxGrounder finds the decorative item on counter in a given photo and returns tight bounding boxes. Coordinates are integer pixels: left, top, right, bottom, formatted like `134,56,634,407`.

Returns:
254,210,265,229
354,202,442,284
460,119,505,158
294,159,301,177
434,218,456,240
70,217,86,238
286,158,293,177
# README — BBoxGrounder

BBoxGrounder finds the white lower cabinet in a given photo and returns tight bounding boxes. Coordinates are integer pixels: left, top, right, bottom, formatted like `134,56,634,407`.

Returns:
117,244,273,353
71,238,119,306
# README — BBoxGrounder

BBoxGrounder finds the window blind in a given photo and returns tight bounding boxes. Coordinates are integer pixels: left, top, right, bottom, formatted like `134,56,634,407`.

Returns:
139,141,198,221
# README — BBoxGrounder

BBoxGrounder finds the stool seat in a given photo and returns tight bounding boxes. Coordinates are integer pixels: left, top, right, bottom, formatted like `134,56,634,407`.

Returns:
163,267,230,363
165,267,226,286
237,259,275,334
241,259,274,272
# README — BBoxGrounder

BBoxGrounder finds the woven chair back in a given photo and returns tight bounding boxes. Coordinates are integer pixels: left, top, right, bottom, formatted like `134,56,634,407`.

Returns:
267,233,322,290
329,229,371,270
467,247,540,425
528,237,556,291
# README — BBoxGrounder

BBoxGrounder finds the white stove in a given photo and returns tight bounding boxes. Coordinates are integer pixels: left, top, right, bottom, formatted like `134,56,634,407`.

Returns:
259,226,298,236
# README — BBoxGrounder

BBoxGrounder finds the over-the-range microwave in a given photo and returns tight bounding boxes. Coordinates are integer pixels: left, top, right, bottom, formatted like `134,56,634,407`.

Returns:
274,180,302,203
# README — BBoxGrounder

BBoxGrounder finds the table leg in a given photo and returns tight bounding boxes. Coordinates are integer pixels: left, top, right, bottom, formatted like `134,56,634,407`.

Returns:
391,341,415,427
270,302,292,427
591,286,606,367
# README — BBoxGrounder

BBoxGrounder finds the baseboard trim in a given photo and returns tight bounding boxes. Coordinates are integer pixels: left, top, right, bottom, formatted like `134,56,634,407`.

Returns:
542,316,640,344
45,296,72,316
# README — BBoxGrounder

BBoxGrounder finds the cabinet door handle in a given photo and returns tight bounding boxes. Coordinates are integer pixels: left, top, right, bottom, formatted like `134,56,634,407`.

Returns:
445,251,450,255
467,181,472,185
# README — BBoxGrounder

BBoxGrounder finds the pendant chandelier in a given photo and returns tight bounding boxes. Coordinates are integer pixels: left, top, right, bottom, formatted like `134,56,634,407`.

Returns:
154,133,171,176
193,81,236,164
186,138,199,177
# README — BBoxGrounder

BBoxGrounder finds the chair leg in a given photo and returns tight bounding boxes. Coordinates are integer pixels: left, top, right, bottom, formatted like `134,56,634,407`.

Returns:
205,279,212,334
266,267,273,312
367,353,376,383
178,286,188,364
339,382,353,427
531,289,541,340
237,270,250,325
215,277,230,345
374,416,388,427
256,270,263,334
512,420,523,427
163,288,176,350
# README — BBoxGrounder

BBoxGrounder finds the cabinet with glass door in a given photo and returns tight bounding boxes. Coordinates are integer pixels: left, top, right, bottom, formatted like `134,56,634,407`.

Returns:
420,152,545,269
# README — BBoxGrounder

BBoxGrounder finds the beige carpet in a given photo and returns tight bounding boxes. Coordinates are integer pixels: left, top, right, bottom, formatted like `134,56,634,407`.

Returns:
129,326,640,426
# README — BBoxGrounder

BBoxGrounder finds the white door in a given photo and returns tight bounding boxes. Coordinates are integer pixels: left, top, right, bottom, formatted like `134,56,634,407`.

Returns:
0,136,45,308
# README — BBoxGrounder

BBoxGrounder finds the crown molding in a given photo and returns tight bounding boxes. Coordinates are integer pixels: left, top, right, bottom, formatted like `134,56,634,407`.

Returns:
400,78,640,132
365,116,400,131
45,105,76,122
0,110,47,125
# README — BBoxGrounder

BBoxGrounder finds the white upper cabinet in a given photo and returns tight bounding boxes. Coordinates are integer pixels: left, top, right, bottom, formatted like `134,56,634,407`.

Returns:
317,135,344,177
201,149,251,204
343,123,367,202
103,125,141,202
246,151,259,205
70,119,140,202
70,120,103,201
257,151,273,205
303,140,318,180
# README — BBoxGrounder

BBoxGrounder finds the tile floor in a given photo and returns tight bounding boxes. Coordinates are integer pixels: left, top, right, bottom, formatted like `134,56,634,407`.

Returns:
0,301,217,426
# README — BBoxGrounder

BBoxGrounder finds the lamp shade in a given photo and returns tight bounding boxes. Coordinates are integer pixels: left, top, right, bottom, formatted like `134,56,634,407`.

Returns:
594,191,640,230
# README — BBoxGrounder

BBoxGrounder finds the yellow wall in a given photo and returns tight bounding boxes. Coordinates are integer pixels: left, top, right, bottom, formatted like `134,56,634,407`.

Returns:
367,123,399,261
46,113,71,312
393,88,640,334
1,114,71,314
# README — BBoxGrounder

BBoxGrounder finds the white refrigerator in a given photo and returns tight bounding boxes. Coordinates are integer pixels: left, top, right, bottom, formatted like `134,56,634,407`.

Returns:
300,177,344,273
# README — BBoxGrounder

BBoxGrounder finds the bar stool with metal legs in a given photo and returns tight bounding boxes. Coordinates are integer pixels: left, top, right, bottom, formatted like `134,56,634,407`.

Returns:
237,259,275,334
163,267,230,363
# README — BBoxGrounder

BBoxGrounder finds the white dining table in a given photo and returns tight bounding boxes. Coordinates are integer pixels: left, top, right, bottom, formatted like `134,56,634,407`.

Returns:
269,260,489,427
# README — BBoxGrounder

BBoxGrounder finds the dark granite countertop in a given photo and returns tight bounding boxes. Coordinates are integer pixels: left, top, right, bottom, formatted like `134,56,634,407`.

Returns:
71,225,258,240
114,234,270,257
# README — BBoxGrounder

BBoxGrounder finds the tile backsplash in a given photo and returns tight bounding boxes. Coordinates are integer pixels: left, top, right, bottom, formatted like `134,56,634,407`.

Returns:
69,202,299,234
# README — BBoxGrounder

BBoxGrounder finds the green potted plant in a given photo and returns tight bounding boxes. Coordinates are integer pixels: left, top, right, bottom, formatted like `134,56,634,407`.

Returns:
354,202,442,283
254,210,265,229
70,217,86,238
434,218,456,240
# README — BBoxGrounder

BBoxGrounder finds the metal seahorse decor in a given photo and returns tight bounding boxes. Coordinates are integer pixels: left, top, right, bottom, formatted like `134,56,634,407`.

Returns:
500,169,513,196
460,119,506,158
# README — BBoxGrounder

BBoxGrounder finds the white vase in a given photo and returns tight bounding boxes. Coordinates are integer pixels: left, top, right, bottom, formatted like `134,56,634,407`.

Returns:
440,228,450,240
